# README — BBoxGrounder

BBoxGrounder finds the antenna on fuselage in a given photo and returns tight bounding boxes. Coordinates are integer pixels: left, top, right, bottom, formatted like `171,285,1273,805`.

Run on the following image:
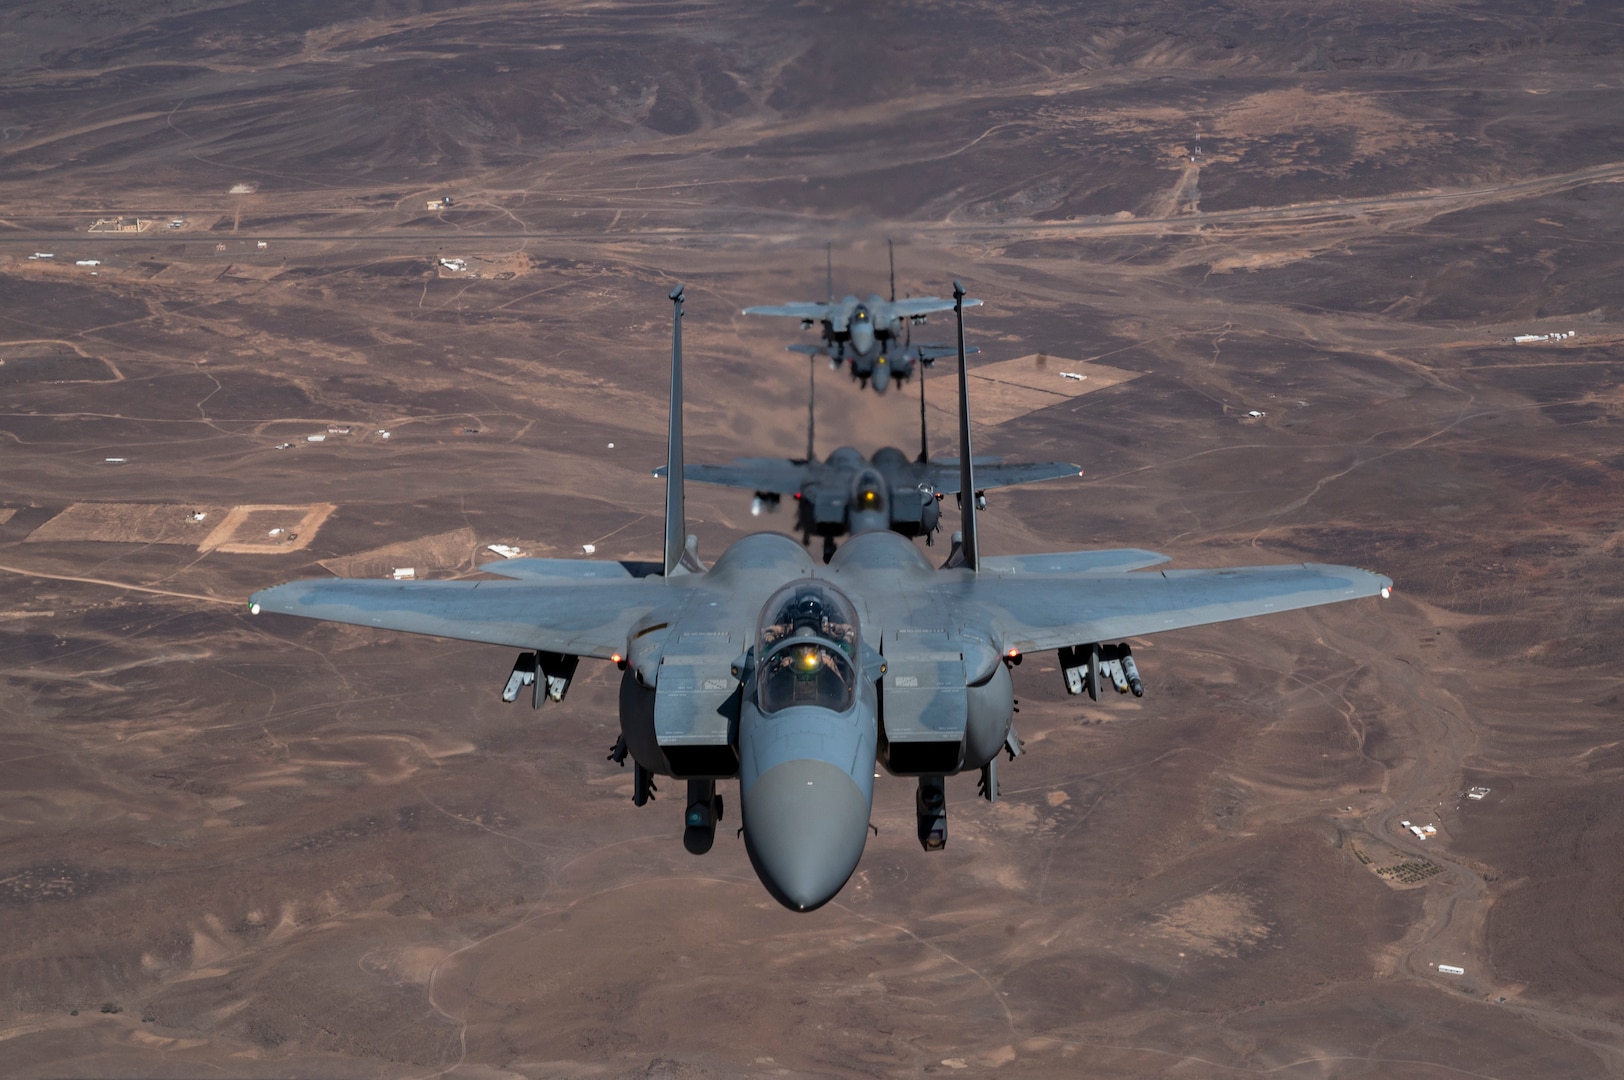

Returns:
663,284,697,576
952,280,978,572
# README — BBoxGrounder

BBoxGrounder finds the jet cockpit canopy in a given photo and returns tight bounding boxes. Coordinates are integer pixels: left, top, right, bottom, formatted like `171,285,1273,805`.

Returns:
755,582,859,715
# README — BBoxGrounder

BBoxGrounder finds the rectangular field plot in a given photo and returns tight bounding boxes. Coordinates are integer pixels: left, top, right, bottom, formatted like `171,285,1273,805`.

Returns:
924,354,1140,426
319,527,479,579
27,503,229,546
199,503,336,554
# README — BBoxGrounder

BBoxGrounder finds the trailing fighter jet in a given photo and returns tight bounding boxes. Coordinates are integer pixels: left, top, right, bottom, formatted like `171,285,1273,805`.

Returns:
249,284,1391,913
676,445,1078,563
743,242,978,393
660,337,1080,562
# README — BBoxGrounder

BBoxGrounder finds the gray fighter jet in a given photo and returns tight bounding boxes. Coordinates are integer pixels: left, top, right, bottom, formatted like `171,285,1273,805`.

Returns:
250,285,1391,913
676,446,1078,563
661,346,1081,561
743,243,978,393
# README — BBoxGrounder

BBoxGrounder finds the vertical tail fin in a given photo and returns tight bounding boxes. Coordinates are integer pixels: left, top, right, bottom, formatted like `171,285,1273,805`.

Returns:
917,353,929,464
888,238,896,303
663,285,696,576
806,354,817,464
953,280,978,572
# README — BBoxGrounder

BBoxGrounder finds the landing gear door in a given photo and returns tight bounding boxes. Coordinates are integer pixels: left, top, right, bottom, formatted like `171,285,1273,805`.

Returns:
880,627,967,775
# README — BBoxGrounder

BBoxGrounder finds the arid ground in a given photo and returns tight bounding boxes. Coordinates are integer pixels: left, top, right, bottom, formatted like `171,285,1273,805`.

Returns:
1,2,1623,1076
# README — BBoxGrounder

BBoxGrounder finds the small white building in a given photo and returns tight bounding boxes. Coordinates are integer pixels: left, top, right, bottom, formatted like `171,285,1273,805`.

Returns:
391,568,416,580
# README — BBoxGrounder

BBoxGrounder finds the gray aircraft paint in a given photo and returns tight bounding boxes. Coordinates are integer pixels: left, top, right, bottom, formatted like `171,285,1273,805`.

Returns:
660,446,1081,557
251,284,1391,912
746,294,978,392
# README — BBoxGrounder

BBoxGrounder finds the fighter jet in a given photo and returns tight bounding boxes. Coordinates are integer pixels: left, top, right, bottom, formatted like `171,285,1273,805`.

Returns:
250,284,1391,913
661,343,1080,562
743,242,977,393
676,446,1078,563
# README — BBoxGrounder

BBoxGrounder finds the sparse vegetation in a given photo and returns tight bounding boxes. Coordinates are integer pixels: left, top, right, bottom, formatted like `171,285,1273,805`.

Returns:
1377,860,1445,884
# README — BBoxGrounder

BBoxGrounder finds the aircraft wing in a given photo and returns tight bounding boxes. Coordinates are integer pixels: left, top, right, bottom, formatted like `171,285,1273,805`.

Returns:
742,302,833,319
249,577,666,659
929,461,1081,494
885,296,982,319
913,344,975,362
652,459,809,494
946,562,1390,654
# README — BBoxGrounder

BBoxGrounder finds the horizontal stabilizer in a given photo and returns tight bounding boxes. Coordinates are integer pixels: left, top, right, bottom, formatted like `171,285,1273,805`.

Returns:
478,557,664,581
978,549,1170,575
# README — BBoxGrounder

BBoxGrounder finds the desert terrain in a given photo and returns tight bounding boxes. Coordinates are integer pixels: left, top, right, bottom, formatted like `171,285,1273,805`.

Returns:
1,1,1622,1076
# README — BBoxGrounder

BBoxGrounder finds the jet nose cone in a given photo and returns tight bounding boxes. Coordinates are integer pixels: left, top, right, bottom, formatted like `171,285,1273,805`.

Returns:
744,759,871,912
850,318,875,357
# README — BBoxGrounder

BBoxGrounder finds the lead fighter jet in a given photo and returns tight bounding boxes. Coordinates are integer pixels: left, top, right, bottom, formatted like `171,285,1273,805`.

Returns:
250,284,1391,913
743,242,978,393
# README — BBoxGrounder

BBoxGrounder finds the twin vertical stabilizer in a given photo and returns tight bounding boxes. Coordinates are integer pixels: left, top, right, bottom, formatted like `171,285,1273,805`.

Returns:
952,281,979,572
663,285,701,576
